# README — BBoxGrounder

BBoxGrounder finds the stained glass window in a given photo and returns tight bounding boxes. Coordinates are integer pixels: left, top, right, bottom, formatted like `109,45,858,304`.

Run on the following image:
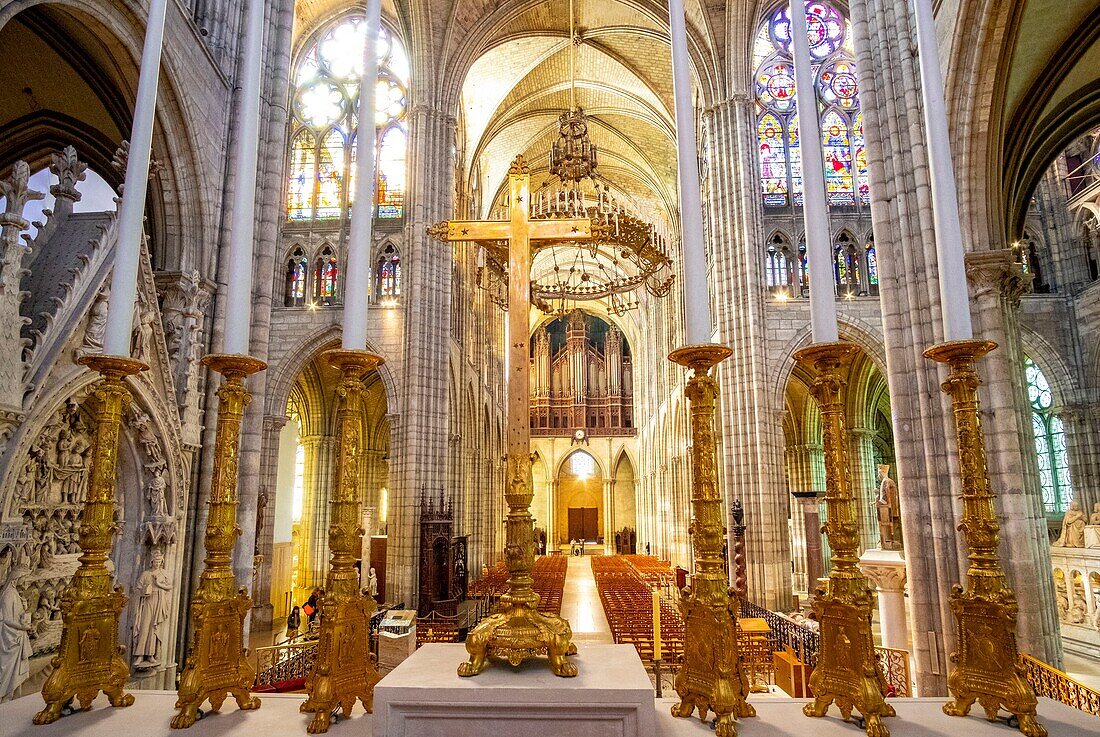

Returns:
866,239,879,291
287,16,409,222
288,131,317,220
285,247,308,306
315,247,339,305
377,126,407,219
752,2,870,209
377,243,401,297
1025,357,1072,514
758,113,789,206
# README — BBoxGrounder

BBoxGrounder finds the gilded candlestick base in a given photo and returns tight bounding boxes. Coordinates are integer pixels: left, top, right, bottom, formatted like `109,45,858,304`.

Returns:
34,355,147,725
668,345,755,737
795,343,893,737
459,451,577,677
301,350,383,733
926,340,1044,737
173,355,267,728
458,598,578,677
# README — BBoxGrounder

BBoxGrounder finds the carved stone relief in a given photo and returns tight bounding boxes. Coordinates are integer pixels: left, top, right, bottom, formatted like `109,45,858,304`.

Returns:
7,392,178,658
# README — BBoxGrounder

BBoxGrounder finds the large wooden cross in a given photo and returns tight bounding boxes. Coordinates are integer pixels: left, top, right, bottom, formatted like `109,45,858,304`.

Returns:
429,154,596,676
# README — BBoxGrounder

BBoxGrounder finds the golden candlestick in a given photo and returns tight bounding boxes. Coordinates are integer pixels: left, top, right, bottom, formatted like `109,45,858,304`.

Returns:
34,355,146,725
795,343,894,737
668,344,754,737
925,340,1045,737
301,349,383,733
172,355,266,728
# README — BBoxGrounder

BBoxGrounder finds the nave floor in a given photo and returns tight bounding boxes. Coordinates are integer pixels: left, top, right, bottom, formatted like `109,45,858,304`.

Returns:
560,554,614,644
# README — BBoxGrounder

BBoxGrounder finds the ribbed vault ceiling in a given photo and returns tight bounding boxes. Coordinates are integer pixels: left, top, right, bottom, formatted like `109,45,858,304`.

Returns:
460,0,679,232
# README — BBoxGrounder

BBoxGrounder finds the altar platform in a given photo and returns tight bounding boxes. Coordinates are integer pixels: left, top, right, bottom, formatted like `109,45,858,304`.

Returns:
2,675,1096,737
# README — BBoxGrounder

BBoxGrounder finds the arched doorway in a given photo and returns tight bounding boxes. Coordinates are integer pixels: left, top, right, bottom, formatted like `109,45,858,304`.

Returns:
556,450,603,546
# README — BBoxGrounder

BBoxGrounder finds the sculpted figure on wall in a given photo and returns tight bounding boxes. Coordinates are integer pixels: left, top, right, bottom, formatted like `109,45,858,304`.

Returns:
1090,502,1100,527
0,553,32,702
875,464,902,551
1054,501,1086,548
132,548,172,668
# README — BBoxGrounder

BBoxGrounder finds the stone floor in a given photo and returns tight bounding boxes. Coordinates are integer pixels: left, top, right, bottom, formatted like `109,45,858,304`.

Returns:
560,554,614,645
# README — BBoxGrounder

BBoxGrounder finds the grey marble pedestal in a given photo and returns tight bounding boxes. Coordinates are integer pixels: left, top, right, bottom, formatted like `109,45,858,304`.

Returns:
373,643,656,737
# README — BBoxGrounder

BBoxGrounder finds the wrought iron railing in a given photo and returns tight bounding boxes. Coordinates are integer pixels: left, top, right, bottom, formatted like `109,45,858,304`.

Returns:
739,600,912,697
254,640,318,688
740,600,820,668
874,646,912,697
1022,654,1100,716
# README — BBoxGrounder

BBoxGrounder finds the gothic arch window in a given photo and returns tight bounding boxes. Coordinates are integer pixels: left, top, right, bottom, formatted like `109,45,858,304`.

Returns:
833,231,861,295
377,243,401,298
315,246,339,304
285,246,309,306
865,235,879,296
1024,357,1072,514
765,232,796,293
287,15,409,222
753,2,869,208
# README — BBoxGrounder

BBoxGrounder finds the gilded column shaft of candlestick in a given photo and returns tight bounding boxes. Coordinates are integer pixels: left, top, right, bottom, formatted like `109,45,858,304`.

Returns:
925,340,1045,737
795,343,894,737
301,349,383,734
34,356,147,725
668,345,754,737
172,355,267,728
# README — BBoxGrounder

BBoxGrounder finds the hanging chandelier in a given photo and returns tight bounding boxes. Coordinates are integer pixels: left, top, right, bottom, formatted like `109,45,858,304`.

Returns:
550,108,598,182
474,0,674,317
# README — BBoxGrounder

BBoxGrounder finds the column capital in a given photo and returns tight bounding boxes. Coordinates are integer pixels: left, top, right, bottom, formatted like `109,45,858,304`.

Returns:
263,413,290,433
858,549,907,592
965,249,1031,306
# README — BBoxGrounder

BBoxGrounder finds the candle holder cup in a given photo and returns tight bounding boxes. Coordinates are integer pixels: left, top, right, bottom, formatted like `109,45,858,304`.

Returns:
172,355,267,728
300,349,384,733
925,340,1045,737
34,356,147,725
794,342,894,737
667,344,755,737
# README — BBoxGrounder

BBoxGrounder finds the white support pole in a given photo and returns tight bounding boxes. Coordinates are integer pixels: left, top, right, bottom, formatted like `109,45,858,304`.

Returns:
342,0,382,350
789,0,840,344
103,0,170,357
222,0,266,356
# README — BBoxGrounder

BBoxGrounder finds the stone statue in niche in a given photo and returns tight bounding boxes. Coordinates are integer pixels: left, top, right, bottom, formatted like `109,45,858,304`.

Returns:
129,407,165,468
131,292,157,362
1054,501,1086,548
367,567,378,600
1055,577,1068,622
146,467,169,519
0,554,32,702
1090,502,1100,527
77,286,110,359
874,464,903,551
132,548,172,668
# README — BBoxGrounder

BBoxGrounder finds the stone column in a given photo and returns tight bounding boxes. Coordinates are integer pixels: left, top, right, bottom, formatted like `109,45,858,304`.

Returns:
251,413,288,631
848,427,881,551
704,95,792,611
966,250,1062,666
846,0,981,693
859,548,909,651
603,478,616,554
388,105,456,606
794,493,825,595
